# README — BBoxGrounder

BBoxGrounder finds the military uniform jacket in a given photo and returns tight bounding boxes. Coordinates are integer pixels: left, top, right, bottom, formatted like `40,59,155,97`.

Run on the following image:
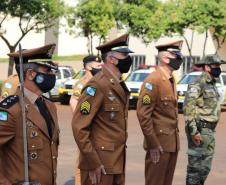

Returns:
72,72,93,99
0,89,59,185
183,71,221,135
72,66,130,174
137,67,180,152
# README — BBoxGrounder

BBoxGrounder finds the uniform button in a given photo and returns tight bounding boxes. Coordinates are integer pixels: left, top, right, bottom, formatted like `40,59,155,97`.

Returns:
52,156,56,159
164,102,168,105
111,107,114,110
32,145,35,148
101,146,105,150
159,130,163,133
54,170,56,174
52,141,54,145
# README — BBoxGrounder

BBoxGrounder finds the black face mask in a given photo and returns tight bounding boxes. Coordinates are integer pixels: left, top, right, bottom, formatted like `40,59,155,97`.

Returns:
116,56,133,73
210,67,221,78
33,72,56,93
168,58,183,70
90,67,101,76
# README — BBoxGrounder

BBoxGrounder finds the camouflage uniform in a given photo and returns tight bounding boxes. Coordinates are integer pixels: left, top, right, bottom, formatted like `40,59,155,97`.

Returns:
183,65,221,184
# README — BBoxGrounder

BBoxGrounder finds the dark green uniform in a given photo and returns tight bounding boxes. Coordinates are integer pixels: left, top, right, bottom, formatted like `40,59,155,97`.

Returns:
183,69,221,185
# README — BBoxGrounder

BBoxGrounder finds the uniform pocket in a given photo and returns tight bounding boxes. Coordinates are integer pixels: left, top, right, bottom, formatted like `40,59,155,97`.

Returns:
95,142,115,168
104,104,120,112
104,104,120,122
28,138,44,162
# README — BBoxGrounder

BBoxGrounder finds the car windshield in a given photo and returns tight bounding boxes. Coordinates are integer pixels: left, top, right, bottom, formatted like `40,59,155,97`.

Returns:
179,75,201,84
126,72,149,82
179,74,221,84
73,70,86,79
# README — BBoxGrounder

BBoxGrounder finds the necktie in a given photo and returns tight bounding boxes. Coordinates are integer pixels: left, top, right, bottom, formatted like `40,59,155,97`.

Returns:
35,97,53,138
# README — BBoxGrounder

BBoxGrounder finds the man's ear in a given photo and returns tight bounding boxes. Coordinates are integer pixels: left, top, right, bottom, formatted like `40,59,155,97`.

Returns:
26,69,36,81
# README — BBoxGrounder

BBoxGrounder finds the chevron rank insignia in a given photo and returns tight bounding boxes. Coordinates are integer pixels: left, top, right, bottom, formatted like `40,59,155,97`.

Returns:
0,111,8,121
80,101,91,115
85,87,96,97
143,95,151,105
145,83,153,91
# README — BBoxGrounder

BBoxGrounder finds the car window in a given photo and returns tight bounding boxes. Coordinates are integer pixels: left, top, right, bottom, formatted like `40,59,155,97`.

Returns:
179,75,200,84
221,74,226,85
126,72,149,82
55,70,61,79
69,68,76,77
63,69,71,78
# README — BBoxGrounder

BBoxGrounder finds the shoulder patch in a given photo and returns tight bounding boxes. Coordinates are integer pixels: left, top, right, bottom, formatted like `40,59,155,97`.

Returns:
143,95,151,105
0,95,19,109
145,83,153,91
80,101,91,115
4,82,13,89
0,111,8,121
85,87,96,97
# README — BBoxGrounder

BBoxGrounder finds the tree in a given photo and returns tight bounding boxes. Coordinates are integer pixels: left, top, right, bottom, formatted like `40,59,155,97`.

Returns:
114,0,159,43
72,0,115,54
0,0,66,76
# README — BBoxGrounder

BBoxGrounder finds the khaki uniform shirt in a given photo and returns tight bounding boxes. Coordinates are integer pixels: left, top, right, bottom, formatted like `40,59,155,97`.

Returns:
0,74,19,100
72,72,93,99
72,66,130,174
0,88,59,185
137,66,180,152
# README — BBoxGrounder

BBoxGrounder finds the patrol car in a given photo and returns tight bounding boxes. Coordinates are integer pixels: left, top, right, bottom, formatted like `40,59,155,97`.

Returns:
125,67,156,109
177,71,226,111
58,69,85,104
50,65,75,101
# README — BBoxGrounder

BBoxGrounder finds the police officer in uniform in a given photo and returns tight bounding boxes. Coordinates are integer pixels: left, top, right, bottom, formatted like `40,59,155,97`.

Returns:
0,74,19,100
70,55,101,185
0,44,60,185
71,34,133,185
70,55,102,112
183,54,224,185
137,39,183,185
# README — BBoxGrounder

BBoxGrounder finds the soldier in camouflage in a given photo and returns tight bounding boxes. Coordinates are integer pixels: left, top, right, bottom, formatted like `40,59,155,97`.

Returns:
183,54,225,185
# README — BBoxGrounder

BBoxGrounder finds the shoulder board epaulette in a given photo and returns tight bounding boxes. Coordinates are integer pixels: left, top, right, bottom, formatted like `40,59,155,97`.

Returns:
0,95,19,109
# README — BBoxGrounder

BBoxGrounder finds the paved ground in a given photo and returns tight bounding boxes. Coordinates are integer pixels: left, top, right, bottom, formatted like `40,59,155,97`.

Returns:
56,104,226,185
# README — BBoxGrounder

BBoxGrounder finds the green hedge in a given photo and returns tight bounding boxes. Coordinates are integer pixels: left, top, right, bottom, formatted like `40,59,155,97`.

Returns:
0,80,2,95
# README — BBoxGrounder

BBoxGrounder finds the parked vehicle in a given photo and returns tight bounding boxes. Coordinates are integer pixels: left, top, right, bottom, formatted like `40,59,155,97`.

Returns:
125,67,156,109
177,71,226,111
58,69,86,104
49,65,75,101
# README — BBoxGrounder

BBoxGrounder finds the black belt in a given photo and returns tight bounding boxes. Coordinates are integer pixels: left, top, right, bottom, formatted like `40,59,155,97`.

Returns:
197,120,217,131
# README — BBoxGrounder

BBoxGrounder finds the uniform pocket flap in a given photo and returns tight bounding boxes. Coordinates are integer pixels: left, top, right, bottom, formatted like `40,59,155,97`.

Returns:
155,127,175,135
28,138,43,150
160,96,172,101
95,142,115,151
104,104,120,112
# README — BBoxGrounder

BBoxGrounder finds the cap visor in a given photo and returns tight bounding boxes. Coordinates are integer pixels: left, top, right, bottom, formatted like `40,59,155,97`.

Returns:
114,48,134,53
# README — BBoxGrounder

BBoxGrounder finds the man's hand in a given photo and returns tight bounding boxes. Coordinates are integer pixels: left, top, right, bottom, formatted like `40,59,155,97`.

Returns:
149,146,164,164
192,133,202,146
89,165,106,184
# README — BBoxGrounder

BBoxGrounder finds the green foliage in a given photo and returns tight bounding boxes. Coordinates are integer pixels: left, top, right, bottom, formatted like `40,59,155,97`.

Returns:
74,0,115,40
0,0,67,76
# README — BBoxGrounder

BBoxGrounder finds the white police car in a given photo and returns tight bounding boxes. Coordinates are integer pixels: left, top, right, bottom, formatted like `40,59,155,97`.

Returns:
125,68,156,109
177,71,226,111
